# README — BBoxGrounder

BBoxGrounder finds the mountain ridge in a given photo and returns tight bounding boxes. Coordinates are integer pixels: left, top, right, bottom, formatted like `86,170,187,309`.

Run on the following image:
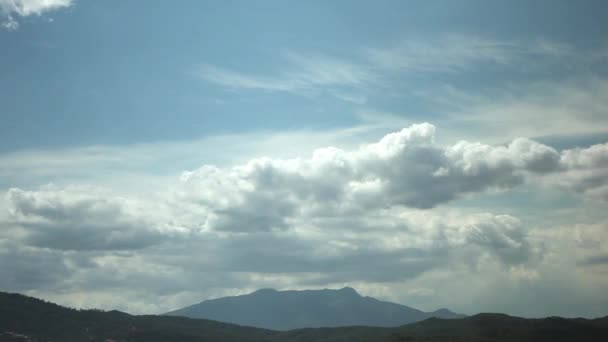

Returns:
165,287,464,330
2,291,608,341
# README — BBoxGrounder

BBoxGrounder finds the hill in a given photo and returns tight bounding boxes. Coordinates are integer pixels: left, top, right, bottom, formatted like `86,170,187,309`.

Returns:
1,291,607,342
165,287,464,330
0,291,276,342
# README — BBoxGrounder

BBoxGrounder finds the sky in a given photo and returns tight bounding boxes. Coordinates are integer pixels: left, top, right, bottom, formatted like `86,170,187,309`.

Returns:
1,0,608,318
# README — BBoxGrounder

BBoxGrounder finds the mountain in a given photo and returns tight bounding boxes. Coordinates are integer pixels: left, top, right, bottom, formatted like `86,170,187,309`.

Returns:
0,292,608,342
0,291,276,342
165,287,464,330
2,291,608,342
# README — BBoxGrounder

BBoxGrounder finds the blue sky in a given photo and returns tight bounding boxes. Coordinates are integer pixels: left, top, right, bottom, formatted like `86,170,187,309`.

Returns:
1,0,608,318
2,0,607,151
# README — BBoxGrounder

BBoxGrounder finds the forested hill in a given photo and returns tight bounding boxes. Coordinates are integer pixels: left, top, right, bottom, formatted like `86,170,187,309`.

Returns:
2,291,608,342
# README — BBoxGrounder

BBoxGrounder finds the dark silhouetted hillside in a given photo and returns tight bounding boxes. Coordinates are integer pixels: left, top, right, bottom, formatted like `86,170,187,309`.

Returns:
0,291,277,342
2,291,607,342
165,287,464,330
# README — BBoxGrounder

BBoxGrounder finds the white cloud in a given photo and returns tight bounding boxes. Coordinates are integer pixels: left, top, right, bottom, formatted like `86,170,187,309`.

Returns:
1,185,542,312
0,0,71,16
5,185,179,251
0,0,72,30
197,53,374,96
551,142,608,202
177,123,562,230
0,125,383,191
365,34,604,74
196,35,608,111
458,214,535,265
1,123,607,316
441,78,608,142
366,34,521,73
202,35,526,93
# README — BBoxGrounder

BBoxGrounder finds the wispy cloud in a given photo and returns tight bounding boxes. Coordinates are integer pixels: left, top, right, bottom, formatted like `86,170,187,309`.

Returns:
365,34,604,73
0,0,72,30
196,35,607,105
433,77,608,143
197,53,374,94
366,34,521,72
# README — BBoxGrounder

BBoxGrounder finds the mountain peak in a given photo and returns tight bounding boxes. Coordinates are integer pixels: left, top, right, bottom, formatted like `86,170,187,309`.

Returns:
252,288,277,294
432,308,453,315
166,287,463,330
429,307,467,319
338,286,359,296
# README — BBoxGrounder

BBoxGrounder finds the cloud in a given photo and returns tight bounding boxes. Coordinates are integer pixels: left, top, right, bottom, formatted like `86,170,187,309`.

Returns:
0,0,72,30
435,77,608,143
579,254,608,266
459,214,535,265
364,34,601,74
5,185,176,251
546,142,608,202
366,34,521,73
196,35,608,109
0,124,554,302
0,188,540,301
177,123,561,233
0,186,544,314
0,124,394,191
407,287,435,297
197,53,374,96
0,123,606,316
0,240,73,291
201,36,519,93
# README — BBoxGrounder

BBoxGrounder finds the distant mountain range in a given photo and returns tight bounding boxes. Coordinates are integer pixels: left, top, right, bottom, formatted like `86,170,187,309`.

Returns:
2,291,608,341
165,287,465,330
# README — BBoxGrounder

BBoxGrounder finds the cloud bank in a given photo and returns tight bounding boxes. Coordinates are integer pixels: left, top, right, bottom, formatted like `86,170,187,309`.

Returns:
2,123,607,316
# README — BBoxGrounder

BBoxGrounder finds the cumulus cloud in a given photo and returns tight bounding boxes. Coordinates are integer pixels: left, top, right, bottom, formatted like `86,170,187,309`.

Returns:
0,0,72,30
0,188,543,314
175,123,608,240
457,214,536,265
1,123,607,315
5,185,175,251
176,123,562,237
555,142,608,202
0,240,72,291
